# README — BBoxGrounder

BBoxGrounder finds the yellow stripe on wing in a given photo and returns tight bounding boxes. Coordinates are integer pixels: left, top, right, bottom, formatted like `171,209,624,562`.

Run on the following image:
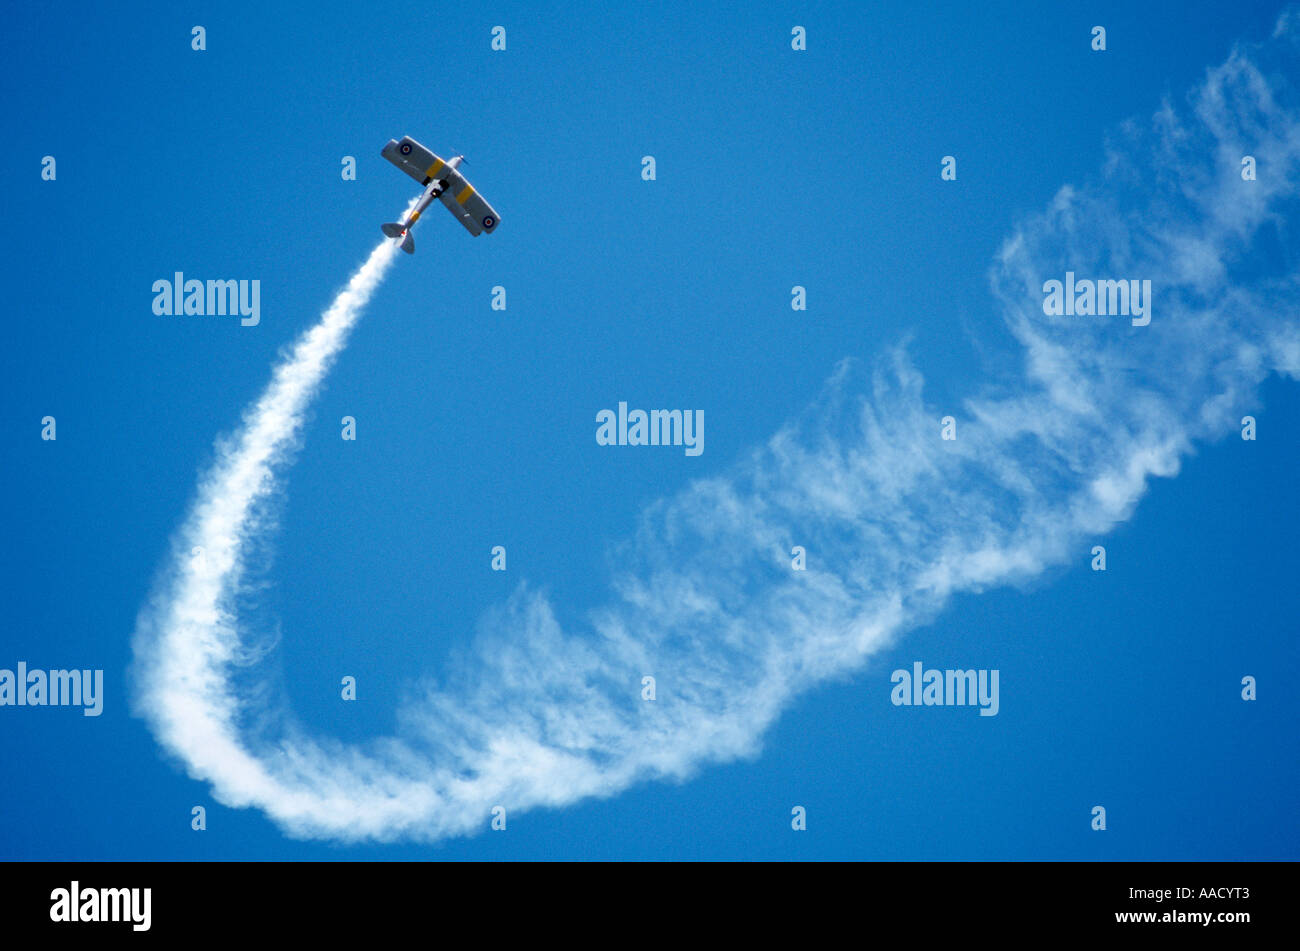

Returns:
456,184,475,205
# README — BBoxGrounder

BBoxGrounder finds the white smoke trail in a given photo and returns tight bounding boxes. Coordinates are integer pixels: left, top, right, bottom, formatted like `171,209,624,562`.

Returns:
131,227,432,834
134,19,1300,843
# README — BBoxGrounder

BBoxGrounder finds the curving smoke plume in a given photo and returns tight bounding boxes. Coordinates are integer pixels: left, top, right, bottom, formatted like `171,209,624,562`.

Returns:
132,19,1300,843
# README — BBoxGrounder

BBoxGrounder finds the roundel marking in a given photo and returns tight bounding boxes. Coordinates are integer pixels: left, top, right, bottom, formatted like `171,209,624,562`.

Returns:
483,216,495,228
399,143,412,155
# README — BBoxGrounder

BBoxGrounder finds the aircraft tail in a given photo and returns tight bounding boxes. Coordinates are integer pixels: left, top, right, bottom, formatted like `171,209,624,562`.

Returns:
381,222,415,254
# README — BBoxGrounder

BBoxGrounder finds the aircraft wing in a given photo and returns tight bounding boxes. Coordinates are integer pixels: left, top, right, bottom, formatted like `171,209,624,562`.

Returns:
438,181,501,236
381,136,444,185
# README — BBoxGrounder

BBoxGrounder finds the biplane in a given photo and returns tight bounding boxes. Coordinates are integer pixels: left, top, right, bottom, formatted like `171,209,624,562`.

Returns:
380,136,501,252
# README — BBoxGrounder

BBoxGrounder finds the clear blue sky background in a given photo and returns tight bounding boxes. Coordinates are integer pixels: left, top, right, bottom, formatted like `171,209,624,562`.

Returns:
2,0,1296,859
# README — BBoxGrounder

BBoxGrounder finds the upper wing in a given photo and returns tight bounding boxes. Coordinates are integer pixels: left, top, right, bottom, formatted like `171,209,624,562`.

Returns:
381,137,446,185
438,178,502,236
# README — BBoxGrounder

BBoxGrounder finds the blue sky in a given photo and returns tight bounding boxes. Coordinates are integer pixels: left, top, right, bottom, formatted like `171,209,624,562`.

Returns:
2,0,1297,859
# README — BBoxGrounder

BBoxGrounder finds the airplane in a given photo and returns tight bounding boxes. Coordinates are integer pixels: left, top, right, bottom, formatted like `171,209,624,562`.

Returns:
380,136,501,253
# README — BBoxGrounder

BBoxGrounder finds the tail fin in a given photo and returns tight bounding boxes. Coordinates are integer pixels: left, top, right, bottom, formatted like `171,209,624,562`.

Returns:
381,222,415,254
